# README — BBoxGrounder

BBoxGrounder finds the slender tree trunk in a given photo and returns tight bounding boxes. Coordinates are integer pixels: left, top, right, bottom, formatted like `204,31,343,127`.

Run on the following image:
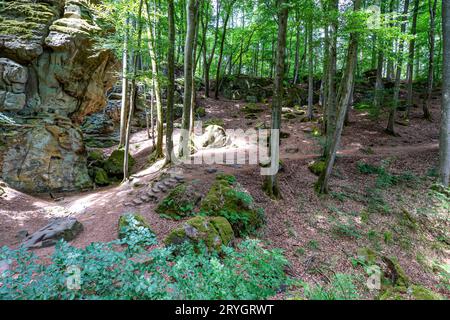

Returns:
307,18,314,120
179,0,199,158
119,17,129,148
440,0,450,186
214,2,234,99
166,0,176,163
123,0,144,181
386,0,410,136
293,12,301,84
317,0,361,194
324,0,338,157
406,0,420,118
424,0,438,121
263,0,288,199
204,0,220,97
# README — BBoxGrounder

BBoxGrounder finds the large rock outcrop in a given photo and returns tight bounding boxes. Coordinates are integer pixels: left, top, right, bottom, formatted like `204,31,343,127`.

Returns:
0,0,118,192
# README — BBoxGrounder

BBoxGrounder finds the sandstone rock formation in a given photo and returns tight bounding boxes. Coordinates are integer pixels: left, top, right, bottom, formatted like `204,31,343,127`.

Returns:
0,0,118,192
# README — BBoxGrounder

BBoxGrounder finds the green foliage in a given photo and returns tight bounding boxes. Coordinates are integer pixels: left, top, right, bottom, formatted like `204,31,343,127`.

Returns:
118,214,157,251
331,218,361,239
0,236,288,300
302,274,360,300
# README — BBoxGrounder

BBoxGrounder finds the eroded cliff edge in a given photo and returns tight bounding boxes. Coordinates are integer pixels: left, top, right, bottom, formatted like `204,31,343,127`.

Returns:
0,0,118,192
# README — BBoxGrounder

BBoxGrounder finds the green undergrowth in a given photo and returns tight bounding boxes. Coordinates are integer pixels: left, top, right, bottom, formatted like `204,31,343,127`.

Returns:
0,215,288,300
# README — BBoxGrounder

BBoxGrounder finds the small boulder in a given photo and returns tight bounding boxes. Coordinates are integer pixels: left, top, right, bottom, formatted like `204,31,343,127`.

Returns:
200,174,264,236
165,216,234,251
94,168,110,186
308,160,325,176
22,218,83,248
104,149,135,177
156,183,202,219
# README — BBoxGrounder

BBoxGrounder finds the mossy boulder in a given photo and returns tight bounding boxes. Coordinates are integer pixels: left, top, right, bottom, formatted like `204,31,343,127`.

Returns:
381,256,410,288
156,183,202,220
195,107,206,117
104,149,135,177
164,216,234,252
308,160,325,176
203,118,225,128
94,168,109,186
379,285,443,300
200,174,264,237
118,214,152,240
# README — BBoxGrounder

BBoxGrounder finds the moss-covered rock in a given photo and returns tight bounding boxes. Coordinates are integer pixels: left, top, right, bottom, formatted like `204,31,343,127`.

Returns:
94,168,109,186
118,213,152,240
308,160,326,176
381,256,410,288
164,216,234,252
104,149,135,177
195,107,206,117
409,285,443,300
203,118,225,128
200,174,264,237
156,183,202,219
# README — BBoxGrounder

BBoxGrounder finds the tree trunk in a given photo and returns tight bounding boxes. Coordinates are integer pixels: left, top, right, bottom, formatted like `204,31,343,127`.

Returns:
440,0,450,186
204,0,220,98
123,0,144,181
406,0,420,118
179,0,199,158
317,0,361,194
145,0,164,158
324,0,338,157
263,0,288,199
386,0,410,136
214,1,234,99
307,18,314,120
166,0,176,163
119,17,129,148
424,0,438,121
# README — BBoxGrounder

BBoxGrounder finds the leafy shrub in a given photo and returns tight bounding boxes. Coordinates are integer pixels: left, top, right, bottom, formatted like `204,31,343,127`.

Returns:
0,237,288,300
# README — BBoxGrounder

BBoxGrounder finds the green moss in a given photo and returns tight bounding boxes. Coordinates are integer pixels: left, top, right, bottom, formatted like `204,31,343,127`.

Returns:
164,216,233,252
203,118,225,128
382,256,410,288
156,184,201,219
103,149,135,177
118,214,152,239
410,285,443,300
308,160,326,176
357,247,377,265
242,103,264,114
94,168,109,186
200,175,264,237
379,287,405,300
195,107,206,117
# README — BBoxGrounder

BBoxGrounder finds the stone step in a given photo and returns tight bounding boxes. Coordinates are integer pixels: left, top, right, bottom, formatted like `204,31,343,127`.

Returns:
132,199,143,206
140,194,151,203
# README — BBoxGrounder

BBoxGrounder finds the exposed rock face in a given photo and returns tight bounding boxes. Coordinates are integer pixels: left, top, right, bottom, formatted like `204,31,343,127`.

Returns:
0,0,118,192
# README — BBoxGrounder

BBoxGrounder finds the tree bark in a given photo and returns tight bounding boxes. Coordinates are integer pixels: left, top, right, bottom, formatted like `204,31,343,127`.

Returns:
307,18,314,120
317,0,361,194
263,0,288,199
145,0,164,158
119,17,129,148
166,0,176,163
214,1,235,99
424,0,438,121
440,0,450,186
386,0,410,136
179,0,200,158
123,0,144,181
406,0,420,118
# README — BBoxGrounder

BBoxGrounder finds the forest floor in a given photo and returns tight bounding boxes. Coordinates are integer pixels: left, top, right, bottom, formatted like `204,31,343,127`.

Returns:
0,90,449,300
